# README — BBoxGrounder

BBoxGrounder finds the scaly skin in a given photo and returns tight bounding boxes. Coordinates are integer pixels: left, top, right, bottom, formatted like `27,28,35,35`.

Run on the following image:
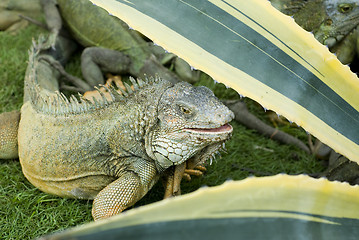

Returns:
0,111,20,159
270,0,359,64
2,38,234,221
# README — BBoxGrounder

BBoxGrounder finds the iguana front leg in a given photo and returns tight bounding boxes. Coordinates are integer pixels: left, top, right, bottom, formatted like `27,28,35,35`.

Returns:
80,47,132,88
163,163,186,199
163,160,207,199
92,159,159,220
40,0,61,49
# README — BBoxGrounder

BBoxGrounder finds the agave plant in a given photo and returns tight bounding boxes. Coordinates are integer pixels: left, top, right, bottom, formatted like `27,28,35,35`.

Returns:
40,175,359,239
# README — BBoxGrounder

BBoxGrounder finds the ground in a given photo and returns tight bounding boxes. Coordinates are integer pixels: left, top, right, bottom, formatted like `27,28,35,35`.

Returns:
0,24,324,239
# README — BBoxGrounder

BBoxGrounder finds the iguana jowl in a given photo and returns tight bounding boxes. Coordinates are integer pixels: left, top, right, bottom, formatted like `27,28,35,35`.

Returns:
2,40,233,221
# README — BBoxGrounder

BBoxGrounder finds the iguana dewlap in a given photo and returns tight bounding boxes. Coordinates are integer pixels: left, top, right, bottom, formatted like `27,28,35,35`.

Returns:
0,40,234,220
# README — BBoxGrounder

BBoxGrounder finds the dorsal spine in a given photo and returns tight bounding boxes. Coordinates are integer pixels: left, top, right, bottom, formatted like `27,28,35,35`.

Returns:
26,38,160,116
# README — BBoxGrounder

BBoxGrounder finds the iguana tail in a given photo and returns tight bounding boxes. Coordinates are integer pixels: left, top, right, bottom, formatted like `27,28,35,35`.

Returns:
0,37,60,160
0,110,20,159
23,37,61,104
0,40,43,160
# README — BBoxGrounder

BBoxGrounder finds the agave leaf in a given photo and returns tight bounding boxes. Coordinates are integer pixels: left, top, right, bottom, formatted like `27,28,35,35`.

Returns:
89,0,359,164
40,175,359,239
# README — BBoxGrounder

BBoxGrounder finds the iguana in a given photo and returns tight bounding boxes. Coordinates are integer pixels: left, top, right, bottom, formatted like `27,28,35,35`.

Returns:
270,0,359,64
37,0,200,92
0,36,234,221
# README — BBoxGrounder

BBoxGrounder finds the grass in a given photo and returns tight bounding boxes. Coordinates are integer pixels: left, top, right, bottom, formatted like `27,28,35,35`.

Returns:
0,24,325,239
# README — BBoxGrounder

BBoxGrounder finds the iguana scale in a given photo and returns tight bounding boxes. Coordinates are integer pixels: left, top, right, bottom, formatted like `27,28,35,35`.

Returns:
0,38,234,221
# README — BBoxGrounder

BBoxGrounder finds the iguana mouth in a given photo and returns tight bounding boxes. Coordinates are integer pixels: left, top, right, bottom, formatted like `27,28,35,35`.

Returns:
183,123,232,134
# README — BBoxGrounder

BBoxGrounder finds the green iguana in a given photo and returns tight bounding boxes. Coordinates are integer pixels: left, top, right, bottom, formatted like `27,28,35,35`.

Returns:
0,37,234,221
270,0,359,64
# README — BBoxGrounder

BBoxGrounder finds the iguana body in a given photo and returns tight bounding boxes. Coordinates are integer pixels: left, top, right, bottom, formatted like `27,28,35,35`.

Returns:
0,38,233,220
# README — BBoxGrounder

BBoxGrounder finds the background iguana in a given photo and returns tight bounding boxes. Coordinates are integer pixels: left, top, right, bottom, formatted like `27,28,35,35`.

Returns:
270,0,359,64
39,0,201,92
270,0,359,183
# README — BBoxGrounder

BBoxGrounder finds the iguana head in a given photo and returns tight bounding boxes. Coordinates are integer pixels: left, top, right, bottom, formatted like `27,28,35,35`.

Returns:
147,81,234,170
315,0,359,47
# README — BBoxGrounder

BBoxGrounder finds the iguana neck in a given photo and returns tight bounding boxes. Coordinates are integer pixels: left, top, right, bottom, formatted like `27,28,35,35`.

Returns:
106,79,173,162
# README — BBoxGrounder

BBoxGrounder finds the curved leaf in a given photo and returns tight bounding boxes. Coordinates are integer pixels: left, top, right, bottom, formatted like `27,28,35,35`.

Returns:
40,175,359,239
89,0,359,163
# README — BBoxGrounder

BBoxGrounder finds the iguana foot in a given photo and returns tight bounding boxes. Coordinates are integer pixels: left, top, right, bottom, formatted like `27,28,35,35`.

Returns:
42,31,58,50
183,165,207,181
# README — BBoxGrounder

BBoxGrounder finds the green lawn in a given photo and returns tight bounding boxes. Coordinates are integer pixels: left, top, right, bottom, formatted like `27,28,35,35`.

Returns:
0,24,324,239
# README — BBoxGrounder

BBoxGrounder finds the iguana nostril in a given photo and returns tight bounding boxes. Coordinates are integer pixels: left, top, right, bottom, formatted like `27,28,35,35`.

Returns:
216,110,234,122
325,19,333,26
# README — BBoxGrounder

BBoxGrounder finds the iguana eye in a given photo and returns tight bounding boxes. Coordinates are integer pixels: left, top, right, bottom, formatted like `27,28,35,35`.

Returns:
338,4,354,13
179,105,191,114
